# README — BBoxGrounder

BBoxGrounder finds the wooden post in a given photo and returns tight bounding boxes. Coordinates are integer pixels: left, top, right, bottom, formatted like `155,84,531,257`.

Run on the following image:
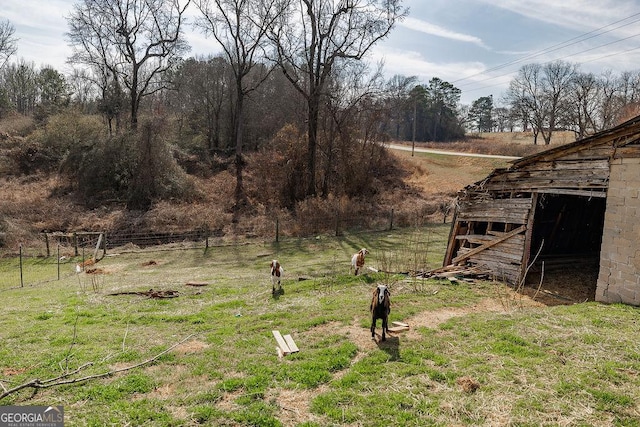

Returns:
57,244,60,280
73,232,78,257
389,209,394,231
204,226,209,253
19,244,23,287
335,210,340,237
44,232,50,257
93,233,103,261
275,218,279,243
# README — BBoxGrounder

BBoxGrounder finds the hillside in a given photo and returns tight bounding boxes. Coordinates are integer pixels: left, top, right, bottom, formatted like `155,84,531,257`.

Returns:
0,125,573,252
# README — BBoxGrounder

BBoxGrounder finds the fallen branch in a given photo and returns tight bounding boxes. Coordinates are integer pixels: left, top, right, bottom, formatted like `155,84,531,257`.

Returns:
108,289,179,299
0,334,195,401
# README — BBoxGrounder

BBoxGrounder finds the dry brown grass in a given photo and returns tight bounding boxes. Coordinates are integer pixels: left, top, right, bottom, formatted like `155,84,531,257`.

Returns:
0,130,576,251
413,131,576,158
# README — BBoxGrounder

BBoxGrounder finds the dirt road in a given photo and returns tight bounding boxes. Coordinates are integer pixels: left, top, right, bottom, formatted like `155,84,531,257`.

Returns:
387,143,521,160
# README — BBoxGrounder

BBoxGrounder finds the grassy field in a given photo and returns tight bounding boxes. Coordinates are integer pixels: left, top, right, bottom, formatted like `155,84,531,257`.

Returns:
1,225,640,426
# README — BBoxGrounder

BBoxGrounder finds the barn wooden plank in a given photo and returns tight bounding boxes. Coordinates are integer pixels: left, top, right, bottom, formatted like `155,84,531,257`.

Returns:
494,168,609,181
613,146,640,158
469,249,523,263
272,330,290,354
457,213,530,224
283,334,299,353
388,326,409,332
456,239,524,254
482,180,609,192
535,188,607,197
453,225,526,264
531,159,610,170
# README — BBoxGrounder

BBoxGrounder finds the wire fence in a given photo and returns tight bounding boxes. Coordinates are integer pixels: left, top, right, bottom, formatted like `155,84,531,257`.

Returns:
0,207,449,291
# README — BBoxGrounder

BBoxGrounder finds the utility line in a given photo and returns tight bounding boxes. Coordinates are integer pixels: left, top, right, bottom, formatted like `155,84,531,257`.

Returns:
453,11,640,86
458,30,640,92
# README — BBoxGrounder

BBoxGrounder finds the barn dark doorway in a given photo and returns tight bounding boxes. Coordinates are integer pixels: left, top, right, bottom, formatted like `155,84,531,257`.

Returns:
525,193,607,305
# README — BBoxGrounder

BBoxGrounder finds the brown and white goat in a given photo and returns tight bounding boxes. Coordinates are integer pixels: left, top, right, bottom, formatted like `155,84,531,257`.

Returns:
351,248,369,275
370,284,391,341
270,260,284,295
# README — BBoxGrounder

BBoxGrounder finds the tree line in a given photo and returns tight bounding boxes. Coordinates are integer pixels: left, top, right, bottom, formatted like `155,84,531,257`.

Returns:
467,61,640,144
1,2,640,212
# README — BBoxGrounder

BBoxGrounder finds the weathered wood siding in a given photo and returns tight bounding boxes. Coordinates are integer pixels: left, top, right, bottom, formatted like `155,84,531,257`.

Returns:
443,117,640,298
457,198,532,224
481,157,610,196
449,197,533,284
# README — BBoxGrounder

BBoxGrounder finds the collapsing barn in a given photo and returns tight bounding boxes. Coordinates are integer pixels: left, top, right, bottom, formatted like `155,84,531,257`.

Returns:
443,115,640,306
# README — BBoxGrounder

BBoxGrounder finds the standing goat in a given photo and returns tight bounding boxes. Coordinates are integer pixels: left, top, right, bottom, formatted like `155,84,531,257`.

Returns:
370,284,391,341
351,248,369,275
270,260,284,295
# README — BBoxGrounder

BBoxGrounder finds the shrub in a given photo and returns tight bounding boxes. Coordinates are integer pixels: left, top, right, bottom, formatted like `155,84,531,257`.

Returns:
127,116,195,210
248,124,308,210
13,110,103,174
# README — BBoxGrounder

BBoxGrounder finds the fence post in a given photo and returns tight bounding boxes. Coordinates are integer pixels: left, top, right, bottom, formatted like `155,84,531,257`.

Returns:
389,209,394,231
73,232,78,257
44,232,50,257
204,226,209,253
335,210,340,237
275,217,279,243
19,244,23,287
57,244,60,280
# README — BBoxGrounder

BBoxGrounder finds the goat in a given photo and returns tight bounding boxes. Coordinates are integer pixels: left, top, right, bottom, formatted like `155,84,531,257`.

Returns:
351,248,369,275
75,258,97,273
370,284,391,341
270,260,284,295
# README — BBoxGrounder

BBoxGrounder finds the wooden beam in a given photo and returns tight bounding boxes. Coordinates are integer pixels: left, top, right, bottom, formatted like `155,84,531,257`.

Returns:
283,334,299,353
272,330,290,355
452,225,526,264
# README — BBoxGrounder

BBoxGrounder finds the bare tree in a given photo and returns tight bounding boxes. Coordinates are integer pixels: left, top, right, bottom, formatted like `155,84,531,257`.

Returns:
66,0,192,129
0,19,17,69
171,56,231,154
271,0,407,197
2,60,39,115
506,61,576,145
596,70,621,130
195,0,286,211
383,74,418,139
566,71,601,139
67,68,99,111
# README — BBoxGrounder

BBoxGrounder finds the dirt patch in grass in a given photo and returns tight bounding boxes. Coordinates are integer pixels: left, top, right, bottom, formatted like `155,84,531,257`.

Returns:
174,340,209,354
394,294,543,342
273,388,324,426
273,290,544,426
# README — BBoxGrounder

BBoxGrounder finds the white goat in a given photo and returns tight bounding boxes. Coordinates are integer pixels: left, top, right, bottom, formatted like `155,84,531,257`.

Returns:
270,260,284,294
351,248,369,275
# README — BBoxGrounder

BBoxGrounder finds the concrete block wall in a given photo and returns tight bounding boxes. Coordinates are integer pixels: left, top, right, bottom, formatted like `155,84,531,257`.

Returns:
596,157,640,305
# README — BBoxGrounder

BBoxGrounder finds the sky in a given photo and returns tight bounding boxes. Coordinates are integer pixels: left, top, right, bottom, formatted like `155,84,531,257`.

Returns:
3,0,640,105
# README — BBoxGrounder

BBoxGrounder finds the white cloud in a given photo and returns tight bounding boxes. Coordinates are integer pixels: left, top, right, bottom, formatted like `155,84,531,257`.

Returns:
371,47,484,82
400,17,488,49
480,0,639,34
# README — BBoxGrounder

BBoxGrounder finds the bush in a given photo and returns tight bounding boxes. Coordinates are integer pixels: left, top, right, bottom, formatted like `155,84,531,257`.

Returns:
248,124,308,210
127,117,195,210
13,110,103,174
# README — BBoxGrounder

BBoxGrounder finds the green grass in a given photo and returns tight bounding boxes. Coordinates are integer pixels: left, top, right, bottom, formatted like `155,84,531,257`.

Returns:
1,224,640,426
